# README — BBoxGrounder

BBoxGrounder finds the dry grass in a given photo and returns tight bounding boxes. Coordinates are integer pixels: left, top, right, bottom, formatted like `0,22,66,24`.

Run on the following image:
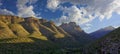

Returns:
9,24,30,37
0,21,16,39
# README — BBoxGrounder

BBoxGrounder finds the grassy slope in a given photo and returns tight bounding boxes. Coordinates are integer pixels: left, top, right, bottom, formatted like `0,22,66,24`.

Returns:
0,20,16,39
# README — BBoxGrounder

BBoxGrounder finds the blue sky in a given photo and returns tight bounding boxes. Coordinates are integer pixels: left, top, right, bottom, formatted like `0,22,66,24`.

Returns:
82,13,120,33
0,0,120,33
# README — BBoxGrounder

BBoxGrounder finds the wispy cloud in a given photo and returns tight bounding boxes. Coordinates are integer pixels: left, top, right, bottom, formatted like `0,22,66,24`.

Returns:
0,0,38,17
47,0,120,25
54,6,92,25
0,9,14,15
0,0,14,15
82,24,92,30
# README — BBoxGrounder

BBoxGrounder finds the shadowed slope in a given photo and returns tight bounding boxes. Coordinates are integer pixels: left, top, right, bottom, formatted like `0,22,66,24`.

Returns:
60,22,94,45
0,18,16,39
90,26,115,39
86,27,120,54
0,15,80,47
0,15,96,53
0,37,57,54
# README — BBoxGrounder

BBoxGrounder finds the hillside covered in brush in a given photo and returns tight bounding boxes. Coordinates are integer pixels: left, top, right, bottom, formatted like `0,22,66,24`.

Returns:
86,27,120,54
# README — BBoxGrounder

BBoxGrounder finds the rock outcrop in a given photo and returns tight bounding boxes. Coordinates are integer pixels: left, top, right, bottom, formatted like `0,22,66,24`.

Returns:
60,22,94,45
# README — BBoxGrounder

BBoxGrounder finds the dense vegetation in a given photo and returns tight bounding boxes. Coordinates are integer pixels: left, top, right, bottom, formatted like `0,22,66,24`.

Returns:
86,27,120,54
0,37,83,54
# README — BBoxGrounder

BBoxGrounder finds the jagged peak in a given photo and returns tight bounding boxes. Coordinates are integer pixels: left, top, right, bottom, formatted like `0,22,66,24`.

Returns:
61,22,80,28
104,26,115,29
60,22,83,32
91,26,115,33
61,22,78,26
101,26,115,31
69,22,76,26
0,15,24,24
48,21,55,24
39,19,48,23
24,17,40,23
24,17,39,20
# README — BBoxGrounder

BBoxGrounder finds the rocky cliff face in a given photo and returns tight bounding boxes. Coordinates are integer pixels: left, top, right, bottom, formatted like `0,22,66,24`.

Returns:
60,22,83,35
60,22,94,45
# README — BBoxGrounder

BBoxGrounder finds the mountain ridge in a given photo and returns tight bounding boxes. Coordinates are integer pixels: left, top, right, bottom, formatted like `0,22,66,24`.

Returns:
0,15,94,47
60,22,94,45
90,26,115,39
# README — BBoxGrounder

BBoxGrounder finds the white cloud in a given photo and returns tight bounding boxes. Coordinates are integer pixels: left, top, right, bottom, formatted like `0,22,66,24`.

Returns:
0,0,14,15
47,0,60,10
54,6,93,25
116,7,120,14
81,24,93,32
85,24,92,27
17,6,35,17
47,0,120,25
29,0,38,4
83,26,91,30
0,9,14,15
17,0,38,17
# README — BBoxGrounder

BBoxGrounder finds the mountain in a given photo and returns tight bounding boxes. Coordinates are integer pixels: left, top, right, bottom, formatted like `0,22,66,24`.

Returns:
90,26,115,39
86,27,120,54
0,15,96,53
0,15,73,40
60,22,94,45
0,15,93,46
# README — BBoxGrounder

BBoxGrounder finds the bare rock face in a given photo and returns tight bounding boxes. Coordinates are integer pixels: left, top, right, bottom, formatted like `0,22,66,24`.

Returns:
42,21,70,38
39,19,48,23
103,26,115,30
60,22,83,35
60,22,94,45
